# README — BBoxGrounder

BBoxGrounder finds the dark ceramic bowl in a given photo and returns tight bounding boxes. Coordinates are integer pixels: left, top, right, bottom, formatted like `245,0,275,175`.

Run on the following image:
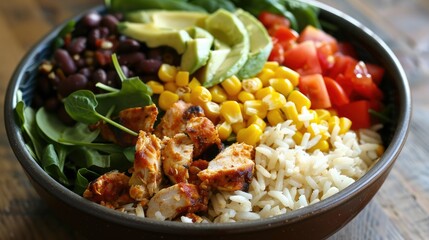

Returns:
4,1,411,239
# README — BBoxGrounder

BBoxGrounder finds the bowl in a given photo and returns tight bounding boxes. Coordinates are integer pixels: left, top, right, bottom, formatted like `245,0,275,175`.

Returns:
4,1,411,239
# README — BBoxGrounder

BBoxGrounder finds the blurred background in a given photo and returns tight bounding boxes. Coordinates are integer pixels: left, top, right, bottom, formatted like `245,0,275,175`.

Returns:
0,0,428,239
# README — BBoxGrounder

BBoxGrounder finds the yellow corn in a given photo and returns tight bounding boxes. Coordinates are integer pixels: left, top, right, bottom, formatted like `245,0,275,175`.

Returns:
328,116,340,133
328,108,338,117
237,124,263,146
181,92,191,103
282,102,303,130
164,81,178,92
255,86,275,100
159,91,179,111
308,140,330,153
292,131,303,144
238,91,255,103
188,77,201,90
267,109,285,126
158,64,177,82
376,145,385,157
202,101,220,123
242,77,263,93
209,85,228,103
287,90,311,113
175,71,190,87
232,121,246,134
217,121,232,141
243,100,268,119
274,66,300,87
269,78,294,97
257,68,276,86
190,86,212,106
315,109,331,121
221,75,242,96
262,91,287,110
339,117,352,134
309,110,319,124
247,115,266,131
220,101,243,124
263,61,279,70
146,80,164,94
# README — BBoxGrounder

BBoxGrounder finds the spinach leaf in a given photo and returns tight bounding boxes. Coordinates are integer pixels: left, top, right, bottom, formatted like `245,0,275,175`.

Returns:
53,20,76,49
188,0,236,12
69,147,111,169
41,144,70,186
74,168,100,195
106,0,206,12
283,0,321,31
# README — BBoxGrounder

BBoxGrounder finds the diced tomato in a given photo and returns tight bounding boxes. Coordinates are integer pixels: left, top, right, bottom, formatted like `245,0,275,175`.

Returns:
298,25,338,53
258,11,290,29
283,41,322,76
268,40,285,64
336,100,371,130
323,77,349,107
337,42,357,58
335,74,354,97
347,61,383,101
328,54,357,79
299,74,332,109
366,63,385,85
317,42,335,73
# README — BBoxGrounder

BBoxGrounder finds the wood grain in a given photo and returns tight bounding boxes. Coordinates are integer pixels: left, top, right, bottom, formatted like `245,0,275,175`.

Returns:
0,0,428,239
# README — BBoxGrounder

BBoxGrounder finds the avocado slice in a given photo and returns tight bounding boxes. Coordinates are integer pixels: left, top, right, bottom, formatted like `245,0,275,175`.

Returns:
181,27,214,74
235,9,273,79
125,10,208,29
199,9,250,88
118,22,191,54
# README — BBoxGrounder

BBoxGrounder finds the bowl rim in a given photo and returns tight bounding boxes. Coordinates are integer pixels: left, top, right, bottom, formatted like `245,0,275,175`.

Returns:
4,0,411,236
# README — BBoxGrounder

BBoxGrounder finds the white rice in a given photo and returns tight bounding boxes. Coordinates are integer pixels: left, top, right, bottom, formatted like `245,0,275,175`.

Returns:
208,119,383,222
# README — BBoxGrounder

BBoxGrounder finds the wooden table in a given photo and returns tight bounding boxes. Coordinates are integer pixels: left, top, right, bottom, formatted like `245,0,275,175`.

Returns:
0,0,428,239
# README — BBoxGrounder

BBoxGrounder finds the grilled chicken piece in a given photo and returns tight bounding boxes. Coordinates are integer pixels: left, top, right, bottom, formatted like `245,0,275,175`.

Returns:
83,171,133,208
129,131,162,201
155,100,204,138
146,183,207,220
197,143,255,192
161,133,193,184
185,116,222,158
99,104,158,146
188,159,209,186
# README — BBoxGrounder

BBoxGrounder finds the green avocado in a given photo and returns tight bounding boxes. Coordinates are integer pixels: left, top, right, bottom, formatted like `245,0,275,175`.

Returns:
125,10,208,29
198,9,250,88
181,27,214,74
235,9,273,79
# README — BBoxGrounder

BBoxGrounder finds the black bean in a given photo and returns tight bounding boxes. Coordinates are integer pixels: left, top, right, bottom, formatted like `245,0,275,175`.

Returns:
147,48,163,61
79,67,92,78
136,58,162,74
91,69,107,84
81,12,102,29
37,77,53,95
162,48,180,66
121,65,130,78
88,27,109,48
58,73,88,97
118,52,145,66
68,37,87,55
44,97,60,112
116,39,141,54
101,15,119,35
57,105,76,126
54,49,76,75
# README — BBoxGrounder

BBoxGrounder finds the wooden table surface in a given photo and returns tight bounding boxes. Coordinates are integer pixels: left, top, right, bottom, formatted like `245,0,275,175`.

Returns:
1,0,428,239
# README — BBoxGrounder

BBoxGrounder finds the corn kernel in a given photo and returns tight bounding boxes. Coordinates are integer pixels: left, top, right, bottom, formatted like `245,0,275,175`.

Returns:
202,101,220,123
146,80,164,94
308,140,330,153
257,68,276,86
232,121,246,134
287,90,311,112
315,109,331,121
237,124,263,146
220,101,243,124
243,100,268,119
282,102,303,130
159,91,179,111
255,86,275,100
339,117,352,134
175,71,189,87
263,61,279,70
274,66,300,87
262,91,287,110
221,76,242,96
238,91,255,103
328,116,340,133
269,78,294,97
190,86,212,106
217,121,232,141
309,110,319,124
293,131,303,144
164,81,178,92
247,115,266,131
376,145,385,157
158,64,177,82
209,85,228,103
267,109,285,126
242,78,263,93
181,92,191,103
188,77,201,90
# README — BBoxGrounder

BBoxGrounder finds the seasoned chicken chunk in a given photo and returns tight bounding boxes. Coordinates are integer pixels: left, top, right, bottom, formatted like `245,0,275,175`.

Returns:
185,116,222,158
83,171,133,209
155,100,204,138
197,143,255,192
146,183,207,220
99,104,158,146
129,131,162,201
161,133,193,184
